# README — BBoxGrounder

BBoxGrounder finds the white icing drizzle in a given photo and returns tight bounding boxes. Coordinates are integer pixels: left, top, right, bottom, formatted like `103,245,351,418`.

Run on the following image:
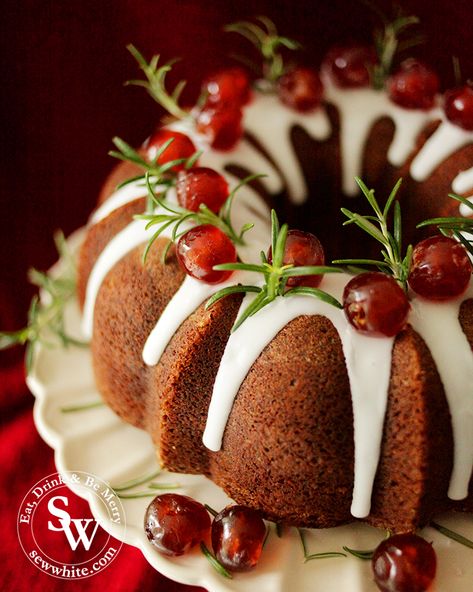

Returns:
409,283,473,500
453,168,473,195
243,94,331,204
410,119,473,182
323,77,439,196
90,180,149,225
143,271,249,366
83,187,180,338
82,218,158,339
459,196,473,218
202,273,394,518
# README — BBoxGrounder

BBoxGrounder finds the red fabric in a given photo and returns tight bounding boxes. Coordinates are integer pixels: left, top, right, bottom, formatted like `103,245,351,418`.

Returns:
2,1,473,590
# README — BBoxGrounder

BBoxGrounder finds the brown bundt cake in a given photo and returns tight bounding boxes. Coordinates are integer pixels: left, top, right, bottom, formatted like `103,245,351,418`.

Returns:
77,32,473,534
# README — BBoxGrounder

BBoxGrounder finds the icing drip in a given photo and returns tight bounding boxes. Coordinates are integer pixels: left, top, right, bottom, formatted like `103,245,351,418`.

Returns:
167,119,283,195
459,196,473,218
142,183,271,366
143,271,249,366
82,218,161,339
323,78,439,196
410,119,473,182
202,273,394,518
90,180,150,225
82,187,180,338
454,168,473,196
243,94,331,204
409,284,473,500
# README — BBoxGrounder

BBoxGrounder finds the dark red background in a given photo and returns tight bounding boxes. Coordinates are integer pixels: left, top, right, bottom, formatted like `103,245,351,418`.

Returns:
1,0,473,590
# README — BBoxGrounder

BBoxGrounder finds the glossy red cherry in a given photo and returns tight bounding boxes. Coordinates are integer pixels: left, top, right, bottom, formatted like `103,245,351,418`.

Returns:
372,533,437,592
144,129,196,171
144,493,211,556
196,105,243,150
322,45,378,88
277,67,324,112
203,67,251,108
343,272,410,337
211,505,266,572
444,85,473,131
408,235,472,300
387,59,439,110
268,229,325,287
176,167,229,213
176,224,237,283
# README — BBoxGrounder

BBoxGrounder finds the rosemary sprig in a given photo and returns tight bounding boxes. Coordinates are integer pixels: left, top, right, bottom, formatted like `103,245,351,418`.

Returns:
0,231,87,372
112,469,162,492
112,467,180,498
430,521,473,549
373,16,422,89
60,401,104,413
225,16,301,85
200,542,233,579
417,193,473,258
206,210,342,332
334,177,412,291
342,545,374,560
136,172,259,263
298,529,347,562
369,8,423,89
204,504,218,517
126,44,189,120
109,135,200,191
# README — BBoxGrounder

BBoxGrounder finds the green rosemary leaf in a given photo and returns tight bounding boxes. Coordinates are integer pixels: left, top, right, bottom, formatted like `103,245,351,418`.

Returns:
112,469,162,492
161,239,174,264
284,287,343,309
116,175,147,190
232,288,269,332
204,504,218,517
449,192,473,210
298,529,346,562
213,262,266,273
341,210,387,244
304,551,347,562
148,482,181,490
239,222,255,240
117,491,160,499
111,136,148,167
200,542,233,579
355,177,382,218
25,341,35,373
142,222,174,263
417,217,473,230
60,401,105,413
332,258,389,268
282,265,343,277
383,178,403,218
271,209,280,256
393,200,402,256
430,521,473,549
205,285,261,309
0,330,28,349
342,545,374,560
453,231,473,258
273,223,289,268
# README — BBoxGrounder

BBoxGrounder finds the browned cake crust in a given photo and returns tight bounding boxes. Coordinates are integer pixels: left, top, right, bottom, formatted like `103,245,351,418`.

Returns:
77,117,473,533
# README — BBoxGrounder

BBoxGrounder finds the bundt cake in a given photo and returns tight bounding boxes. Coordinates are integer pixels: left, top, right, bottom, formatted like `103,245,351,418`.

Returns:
76,19,473,535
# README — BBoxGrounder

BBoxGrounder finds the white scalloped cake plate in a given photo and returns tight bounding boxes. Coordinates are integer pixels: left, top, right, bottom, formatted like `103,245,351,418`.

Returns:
28,231,473,591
